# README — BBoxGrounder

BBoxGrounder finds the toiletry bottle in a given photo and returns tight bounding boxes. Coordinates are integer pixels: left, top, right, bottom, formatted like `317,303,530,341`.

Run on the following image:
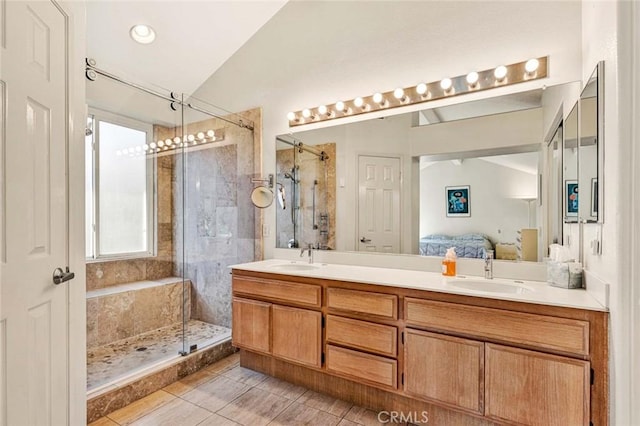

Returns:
442,247,457,277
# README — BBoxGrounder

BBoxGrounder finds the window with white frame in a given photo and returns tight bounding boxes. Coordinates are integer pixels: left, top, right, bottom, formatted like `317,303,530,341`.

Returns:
86,109,156,260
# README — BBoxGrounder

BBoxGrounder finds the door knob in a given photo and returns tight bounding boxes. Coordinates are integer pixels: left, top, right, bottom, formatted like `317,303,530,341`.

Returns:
52,267,75,285
360,237,371,243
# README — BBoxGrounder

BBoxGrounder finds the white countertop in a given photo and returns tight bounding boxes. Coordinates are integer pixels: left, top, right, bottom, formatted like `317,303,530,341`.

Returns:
230,259,607,312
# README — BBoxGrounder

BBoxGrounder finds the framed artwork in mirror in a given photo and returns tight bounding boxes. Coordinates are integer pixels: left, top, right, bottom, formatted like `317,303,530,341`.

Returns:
446,186,470,217
591,178,598,217
565,180,578,217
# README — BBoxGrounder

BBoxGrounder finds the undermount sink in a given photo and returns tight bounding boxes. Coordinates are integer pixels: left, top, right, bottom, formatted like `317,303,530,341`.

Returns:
449,279,533,294
269,263,322,272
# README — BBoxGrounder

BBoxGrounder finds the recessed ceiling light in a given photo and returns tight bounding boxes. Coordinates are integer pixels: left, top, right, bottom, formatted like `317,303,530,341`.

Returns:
130,24,156,44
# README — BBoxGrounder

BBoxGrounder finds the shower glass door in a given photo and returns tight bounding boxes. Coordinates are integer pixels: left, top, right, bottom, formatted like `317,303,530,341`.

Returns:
177,94,257,352
85,69,186,391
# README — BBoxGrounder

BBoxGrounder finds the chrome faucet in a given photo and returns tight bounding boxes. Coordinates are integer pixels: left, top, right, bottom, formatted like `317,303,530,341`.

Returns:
300,243,315,264
484,250,494,279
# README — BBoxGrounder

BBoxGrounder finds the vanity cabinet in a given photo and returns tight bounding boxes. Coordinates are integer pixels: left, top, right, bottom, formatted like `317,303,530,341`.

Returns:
232,269,608,426
232,276,322,367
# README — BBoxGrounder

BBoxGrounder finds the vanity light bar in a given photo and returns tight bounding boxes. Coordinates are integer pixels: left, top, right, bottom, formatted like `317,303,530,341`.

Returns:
287,56,548,127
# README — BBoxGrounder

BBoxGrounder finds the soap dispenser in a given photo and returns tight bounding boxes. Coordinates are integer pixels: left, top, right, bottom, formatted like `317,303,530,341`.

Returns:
442,247,457,277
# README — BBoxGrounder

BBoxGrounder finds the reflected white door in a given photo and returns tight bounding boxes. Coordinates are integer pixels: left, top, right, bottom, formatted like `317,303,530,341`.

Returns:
1,1,73,424
357,155,401,253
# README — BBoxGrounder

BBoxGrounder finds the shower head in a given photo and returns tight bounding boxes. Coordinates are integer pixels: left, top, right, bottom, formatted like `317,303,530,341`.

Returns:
283,172,297,183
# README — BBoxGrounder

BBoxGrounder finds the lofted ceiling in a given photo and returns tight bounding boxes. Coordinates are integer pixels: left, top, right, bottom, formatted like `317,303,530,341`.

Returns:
86,0,288,96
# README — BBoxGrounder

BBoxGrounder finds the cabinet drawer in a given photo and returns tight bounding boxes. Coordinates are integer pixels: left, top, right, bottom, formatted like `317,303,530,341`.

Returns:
327,288,397,319
485,343,590,426
326,315,397,357
326,345,397,389
232,297,270,353
405,298,589,356
233,275,321,308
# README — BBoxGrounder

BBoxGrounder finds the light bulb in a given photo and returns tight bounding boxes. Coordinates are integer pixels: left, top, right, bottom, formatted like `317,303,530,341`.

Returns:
143,144,149,151
150,142,157,149
173,137,181,144
302,109,312,119
336,101,346,113
494,65,507,81
135,146,142,152
287,112,296,121
393,88,404,99
206,130,215,137
416,83,428,96
525,58,539,74
373,92,385,105
354,97,364,108
187,134,195,142
116,150,122,156
318,105,328,115
197,132,205,140
157,140,164,148
466,71,479,86
164,138,171,145
440,78,453,91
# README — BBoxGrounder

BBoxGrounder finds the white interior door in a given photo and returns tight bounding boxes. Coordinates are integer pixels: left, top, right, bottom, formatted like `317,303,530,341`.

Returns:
1,1,79,424
357,155,401,253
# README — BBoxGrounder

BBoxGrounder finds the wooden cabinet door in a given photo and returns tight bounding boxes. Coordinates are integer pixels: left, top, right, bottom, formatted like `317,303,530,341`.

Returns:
404,329,484,414
485,343,590,426
232,297,271,353
272,305,322,368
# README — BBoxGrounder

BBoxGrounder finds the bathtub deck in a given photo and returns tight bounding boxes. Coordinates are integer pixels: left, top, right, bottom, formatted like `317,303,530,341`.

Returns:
87,320,231,391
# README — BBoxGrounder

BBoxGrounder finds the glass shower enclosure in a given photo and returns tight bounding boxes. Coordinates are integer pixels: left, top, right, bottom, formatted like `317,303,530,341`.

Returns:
85,63,255,392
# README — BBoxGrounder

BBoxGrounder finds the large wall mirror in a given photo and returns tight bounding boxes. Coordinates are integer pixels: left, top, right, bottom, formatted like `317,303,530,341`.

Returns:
579,62,604,223
276,81,581,263
563,103,579,224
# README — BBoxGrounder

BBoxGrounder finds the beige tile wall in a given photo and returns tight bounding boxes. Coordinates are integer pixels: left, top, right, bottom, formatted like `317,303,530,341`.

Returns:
87,281,190,349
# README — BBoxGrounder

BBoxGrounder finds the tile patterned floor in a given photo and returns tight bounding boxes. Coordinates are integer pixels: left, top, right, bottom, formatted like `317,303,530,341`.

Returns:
88,320,231,390
88,353,414,426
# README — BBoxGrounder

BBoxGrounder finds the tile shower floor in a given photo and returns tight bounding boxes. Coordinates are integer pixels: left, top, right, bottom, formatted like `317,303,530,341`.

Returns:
89,353,416,426
88,320,231,391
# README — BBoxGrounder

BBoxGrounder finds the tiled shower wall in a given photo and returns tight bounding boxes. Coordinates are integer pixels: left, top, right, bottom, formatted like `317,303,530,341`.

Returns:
174,108,262,328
